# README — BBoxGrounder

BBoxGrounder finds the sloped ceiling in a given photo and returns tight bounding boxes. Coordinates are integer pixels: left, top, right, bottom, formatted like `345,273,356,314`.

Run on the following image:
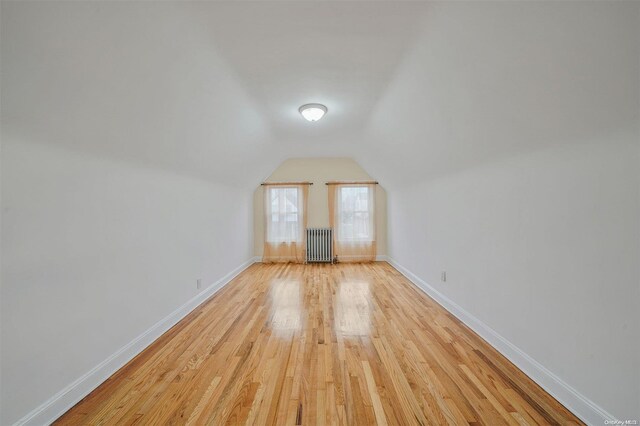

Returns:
361,1,639,186
2,1,638,188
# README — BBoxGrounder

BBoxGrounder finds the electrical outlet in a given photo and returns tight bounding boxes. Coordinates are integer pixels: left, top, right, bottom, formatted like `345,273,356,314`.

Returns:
196,279,202,290
441,271,447,282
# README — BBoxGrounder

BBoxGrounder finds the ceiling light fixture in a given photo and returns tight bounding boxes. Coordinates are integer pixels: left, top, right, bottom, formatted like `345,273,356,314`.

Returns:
299,103,327,122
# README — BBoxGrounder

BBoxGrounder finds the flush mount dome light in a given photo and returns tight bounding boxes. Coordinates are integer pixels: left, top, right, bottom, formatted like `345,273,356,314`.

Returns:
299,103,327,122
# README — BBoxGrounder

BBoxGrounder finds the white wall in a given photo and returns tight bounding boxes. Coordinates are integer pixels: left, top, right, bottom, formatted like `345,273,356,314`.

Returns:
1,141,253,425
388,138,639,421
0,2,263,424
253,158,387,257
373,1,640,422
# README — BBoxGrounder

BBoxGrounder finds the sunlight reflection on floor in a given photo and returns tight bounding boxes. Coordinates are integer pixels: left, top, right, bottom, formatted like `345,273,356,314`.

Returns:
335,280,371,336
268,279,302,335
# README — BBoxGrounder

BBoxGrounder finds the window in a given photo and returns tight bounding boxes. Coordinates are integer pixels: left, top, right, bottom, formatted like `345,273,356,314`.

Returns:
266,187,302,243
262,183,308,263
328,183,376,262
338,186,373,242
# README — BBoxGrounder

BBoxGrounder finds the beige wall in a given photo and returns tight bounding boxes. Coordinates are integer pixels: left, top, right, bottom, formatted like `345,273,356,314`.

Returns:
254,158,387,257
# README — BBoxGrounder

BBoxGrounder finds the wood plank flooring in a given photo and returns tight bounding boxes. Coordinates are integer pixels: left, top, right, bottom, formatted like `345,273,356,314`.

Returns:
55,262,582,425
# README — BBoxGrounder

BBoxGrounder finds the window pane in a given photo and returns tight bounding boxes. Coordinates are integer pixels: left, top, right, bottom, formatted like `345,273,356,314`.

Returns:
338,186,372,241
267,187,300,242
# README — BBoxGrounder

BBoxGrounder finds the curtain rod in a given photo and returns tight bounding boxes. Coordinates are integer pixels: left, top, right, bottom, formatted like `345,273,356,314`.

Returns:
325,181,379,185
261,181,313,186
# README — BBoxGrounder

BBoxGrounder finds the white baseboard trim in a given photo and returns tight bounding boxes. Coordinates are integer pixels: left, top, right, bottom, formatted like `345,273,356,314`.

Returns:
14,257,258,426
385,257,617,426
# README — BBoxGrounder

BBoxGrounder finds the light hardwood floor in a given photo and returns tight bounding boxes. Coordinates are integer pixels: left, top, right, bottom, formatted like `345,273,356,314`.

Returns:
56,262,582,425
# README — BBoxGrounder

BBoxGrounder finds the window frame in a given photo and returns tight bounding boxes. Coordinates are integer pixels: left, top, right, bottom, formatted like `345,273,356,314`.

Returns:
266,186,302,243
337,185,374,242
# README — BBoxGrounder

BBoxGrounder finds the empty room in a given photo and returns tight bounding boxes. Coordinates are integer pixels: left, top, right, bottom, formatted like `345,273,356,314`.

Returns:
1,1,638,425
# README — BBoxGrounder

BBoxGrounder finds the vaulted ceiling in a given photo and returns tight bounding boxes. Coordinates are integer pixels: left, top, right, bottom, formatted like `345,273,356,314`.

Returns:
2,1,637,189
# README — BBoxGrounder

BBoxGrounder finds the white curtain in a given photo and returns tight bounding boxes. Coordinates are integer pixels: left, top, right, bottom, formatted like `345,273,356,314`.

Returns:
263,184,308,263
329,184,376,262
